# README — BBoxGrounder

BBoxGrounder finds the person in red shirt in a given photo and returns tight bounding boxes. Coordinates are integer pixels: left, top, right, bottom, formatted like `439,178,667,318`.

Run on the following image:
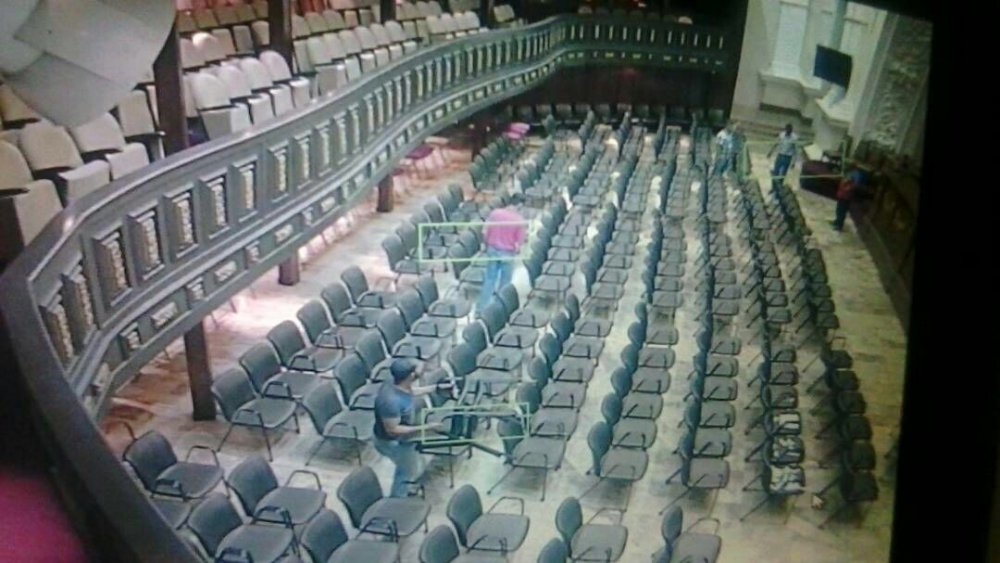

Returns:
476,193,526,313
832,166,866,231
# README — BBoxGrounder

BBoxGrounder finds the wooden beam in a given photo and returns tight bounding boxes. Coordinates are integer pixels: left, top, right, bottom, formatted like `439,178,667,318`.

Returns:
269,0,294,65
183,321,215,421
278,252,301,286
377,175,395,212
152,22,189,156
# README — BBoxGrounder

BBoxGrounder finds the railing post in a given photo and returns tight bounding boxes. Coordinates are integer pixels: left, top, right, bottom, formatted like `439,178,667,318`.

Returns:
377,175,395,212
152,21,189,156
184,321,216,421
279,252,302,286
269,0,294,66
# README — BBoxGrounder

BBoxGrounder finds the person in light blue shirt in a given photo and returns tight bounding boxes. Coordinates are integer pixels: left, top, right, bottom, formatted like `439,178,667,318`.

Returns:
373,359,449,497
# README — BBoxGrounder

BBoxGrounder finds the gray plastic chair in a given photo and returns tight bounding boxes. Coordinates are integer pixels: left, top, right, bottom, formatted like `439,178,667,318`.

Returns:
187,492,296,563
488,418,565,501
336,466,431,541
122,430,223,501
517,382,578,439
419,525,507,563
301,508,400,563
446,484,529,555
554,497,628,562
296,299,354,350
226,455,326,526
321,282,382,328
212,367,300,461
414,274,472,320
654,506,722,562
266,319,342,373
301,381,373,466
527,356,586,410
341,265,397,309
579,421,649,509
395,289,457,340
239,341,322,400
600,394,657,449
660,432,731,513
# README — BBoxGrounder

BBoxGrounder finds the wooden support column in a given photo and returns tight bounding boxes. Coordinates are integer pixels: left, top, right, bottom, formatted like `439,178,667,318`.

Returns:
483,0,495,27
184,321,216,421
279,252,302,286
269,0,294,66
380,0,396,22
377,175,395,212
152,22,189,156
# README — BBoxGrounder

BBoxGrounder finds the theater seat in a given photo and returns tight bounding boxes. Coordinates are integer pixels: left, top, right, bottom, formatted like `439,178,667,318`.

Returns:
213,64,276,124
18,122,110,205
188,72,253,140
0,84,42,129
0,141,62,261
259,50,313,108
115,90,165,161
68,113,150,179
239,58,296,117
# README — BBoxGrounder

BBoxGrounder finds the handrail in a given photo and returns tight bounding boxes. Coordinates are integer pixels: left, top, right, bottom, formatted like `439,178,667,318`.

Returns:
0,14,734,561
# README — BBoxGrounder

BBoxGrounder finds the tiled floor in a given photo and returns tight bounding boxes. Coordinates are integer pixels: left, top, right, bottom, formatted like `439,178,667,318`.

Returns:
101,124,906,563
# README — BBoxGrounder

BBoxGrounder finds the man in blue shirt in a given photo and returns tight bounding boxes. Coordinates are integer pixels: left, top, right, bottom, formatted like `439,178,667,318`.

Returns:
373,359,448,497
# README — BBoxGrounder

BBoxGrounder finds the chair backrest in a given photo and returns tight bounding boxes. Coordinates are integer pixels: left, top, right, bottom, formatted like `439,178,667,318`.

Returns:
660,505,683,546
302,381,344,432
69,112,128,153
302,508,351,563
555,497,583,545
238,342,284,393
297,300,334,343
549,311,573,344
122,430,178,491
478,301,507,341
355,329,388,371
537,333,561,367
420,525,461,563
515,382,541,414
396,221,419,250
609,367,631,399
495,284,520,317
600,393,623,425
461,321,488,353
336,466,384,528
564,293,581,322
383,234,409,266
414,275,440,307
376,308,408,348
321,282,356,321
537,538,570,563
260,50,295,82
446,342,477,378
0,140,36,188
395,290,427,329
266,320,308,366
445,484,484,548
212,367,257,421
188,492,245,557
586,421,612,473
19,122,85,171
340,265,371,303
496,418,524,457
189,72,233,110
619,343,639,372
527,356,551,387
227,455,280,516
626,321,645,346
334,353,370,397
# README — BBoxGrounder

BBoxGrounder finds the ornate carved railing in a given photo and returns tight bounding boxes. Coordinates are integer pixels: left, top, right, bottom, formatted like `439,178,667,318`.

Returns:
0,15,733,559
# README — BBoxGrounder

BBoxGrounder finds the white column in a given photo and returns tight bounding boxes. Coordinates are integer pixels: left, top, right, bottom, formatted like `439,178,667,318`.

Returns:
766,0,810,79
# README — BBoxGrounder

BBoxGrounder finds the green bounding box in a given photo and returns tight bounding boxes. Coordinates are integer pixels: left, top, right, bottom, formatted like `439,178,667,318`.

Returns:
415,401,531,448
416,219,538,264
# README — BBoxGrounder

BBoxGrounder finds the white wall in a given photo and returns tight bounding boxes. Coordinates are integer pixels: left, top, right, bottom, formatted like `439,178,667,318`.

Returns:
731,0,778,119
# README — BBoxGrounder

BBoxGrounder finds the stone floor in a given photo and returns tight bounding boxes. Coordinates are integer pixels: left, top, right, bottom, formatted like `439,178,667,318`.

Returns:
100,126,907,563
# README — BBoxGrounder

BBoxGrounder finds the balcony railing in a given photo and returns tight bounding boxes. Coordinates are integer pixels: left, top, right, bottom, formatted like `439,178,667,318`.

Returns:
0,14,733,559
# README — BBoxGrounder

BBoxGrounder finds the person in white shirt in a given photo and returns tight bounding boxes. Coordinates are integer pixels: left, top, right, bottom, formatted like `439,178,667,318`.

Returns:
768,124,799,183
714,122,738,175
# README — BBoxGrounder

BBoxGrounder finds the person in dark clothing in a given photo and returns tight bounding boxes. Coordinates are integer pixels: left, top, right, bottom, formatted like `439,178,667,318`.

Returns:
832,166,866,231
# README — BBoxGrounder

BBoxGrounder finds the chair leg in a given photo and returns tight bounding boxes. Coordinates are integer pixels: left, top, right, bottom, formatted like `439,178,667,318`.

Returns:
658,487,692,514
487,466,516,496
305,438,327,466
578,475,604,501
217,423,236,455
739,495,770,522
262,427,274,461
